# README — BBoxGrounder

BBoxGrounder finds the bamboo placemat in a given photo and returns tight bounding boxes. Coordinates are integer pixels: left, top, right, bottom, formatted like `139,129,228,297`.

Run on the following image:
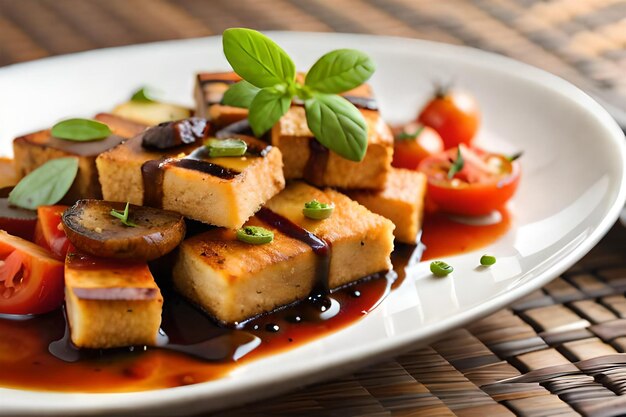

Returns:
0,1,625,415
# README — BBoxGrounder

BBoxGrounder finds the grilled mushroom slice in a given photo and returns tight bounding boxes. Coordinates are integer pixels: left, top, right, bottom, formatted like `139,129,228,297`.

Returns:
62,200,185,261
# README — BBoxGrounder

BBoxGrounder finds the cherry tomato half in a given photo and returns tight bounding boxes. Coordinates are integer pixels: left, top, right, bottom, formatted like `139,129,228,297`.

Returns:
418,145,520,216
392,123,444,170
418,90,480,149
34,205,70,261
0,230,65,315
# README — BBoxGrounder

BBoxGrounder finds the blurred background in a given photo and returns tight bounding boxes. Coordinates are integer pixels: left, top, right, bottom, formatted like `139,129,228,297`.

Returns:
0,0,625,124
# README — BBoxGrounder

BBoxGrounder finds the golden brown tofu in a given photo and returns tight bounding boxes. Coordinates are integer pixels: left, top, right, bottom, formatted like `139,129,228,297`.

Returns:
13,130,126,201
271,107,393,190
111,101,191,126
173,182,394,324
346,168,427,244
96,126,285,229
194,72,248,127
0,157,18,190
94,113,148,138
64,251,163,349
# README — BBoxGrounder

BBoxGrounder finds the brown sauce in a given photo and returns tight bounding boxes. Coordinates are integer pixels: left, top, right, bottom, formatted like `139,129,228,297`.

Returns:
303,139,330,185
0,272,393,393
0,208,511,393
256,207,331,295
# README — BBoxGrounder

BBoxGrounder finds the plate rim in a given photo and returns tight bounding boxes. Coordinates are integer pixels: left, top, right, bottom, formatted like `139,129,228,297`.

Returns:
1,31,625,416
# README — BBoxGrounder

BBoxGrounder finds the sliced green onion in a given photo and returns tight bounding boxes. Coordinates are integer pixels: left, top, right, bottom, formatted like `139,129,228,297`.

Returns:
110,202,137,227
205,138,247,157
480,255,496,266
302,200,334,220
430,260,453,277
447,147,464,179
236,226,274,244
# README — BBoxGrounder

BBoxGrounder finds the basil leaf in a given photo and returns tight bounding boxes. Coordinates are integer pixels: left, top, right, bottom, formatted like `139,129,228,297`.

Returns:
305,49,376,94
222,80,261,108
9,158,79,210
51,119,112,142
304,94,368,162
507,151,523,162
222,28,296,88
447,148,464,179
248,87,291,137
130,87,155,103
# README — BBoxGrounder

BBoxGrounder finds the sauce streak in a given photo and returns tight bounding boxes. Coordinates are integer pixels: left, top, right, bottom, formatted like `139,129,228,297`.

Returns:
256,207,331,295
303,139,329,185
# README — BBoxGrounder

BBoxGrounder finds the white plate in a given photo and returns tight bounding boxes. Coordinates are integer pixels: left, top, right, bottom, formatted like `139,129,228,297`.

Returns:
1,32,625,416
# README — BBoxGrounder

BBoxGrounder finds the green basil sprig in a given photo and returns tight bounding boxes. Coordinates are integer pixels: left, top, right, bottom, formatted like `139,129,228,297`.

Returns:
131,87,156,103
9,158,79,210
221,28,376,162
51,119,112,142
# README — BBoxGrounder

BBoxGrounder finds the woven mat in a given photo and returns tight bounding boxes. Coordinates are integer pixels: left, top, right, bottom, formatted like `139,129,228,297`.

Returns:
0,1,625,416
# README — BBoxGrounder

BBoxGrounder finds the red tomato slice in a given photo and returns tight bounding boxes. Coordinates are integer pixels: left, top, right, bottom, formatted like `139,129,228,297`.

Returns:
0,230,65,315
34,205,70,261
418,145,520,216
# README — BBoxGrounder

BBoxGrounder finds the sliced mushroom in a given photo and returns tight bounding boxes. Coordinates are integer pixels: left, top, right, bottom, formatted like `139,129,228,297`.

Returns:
62,200,185,261
141,118,209,150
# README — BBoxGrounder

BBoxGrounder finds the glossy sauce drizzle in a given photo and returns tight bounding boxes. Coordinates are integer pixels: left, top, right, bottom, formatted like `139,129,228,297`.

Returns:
256,207,331,295
0,209,511,393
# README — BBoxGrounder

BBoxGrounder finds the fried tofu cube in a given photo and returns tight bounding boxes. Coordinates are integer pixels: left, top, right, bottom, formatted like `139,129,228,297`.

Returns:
96,124,285,229
172,182,394,324
111,101,191,126
346,168,427,244
271,107,393,189
0,157,18,191
265,182,394,286
194,72,247,127
64,251,163,349
13,130,126,201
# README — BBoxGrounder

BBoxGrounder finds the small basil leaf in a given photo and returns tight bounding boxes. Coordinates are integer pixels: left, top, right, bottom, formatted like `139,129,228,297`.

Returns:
222,80,261,108
131,87,155,103
507,151,523,162
447,148,464,179
51,119,112,142
222,28,296,88
305,49,376,94
304,94,368,162
248,87,291,137
9,157,79,210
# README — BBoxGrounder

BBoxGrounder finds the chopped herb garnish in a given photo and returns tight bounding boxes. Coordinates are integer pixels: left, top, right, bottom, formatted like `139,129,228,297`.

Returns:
447,147,464,179
236,226,274,244
430,260,454,277
221,28,375,162
110,202,137,227
302,200,334,220
397,125,425,141
51,119,112,142
205,138,247,157
8,158,79,210
507,151,523,162
480,255,496,266
130,87,156,103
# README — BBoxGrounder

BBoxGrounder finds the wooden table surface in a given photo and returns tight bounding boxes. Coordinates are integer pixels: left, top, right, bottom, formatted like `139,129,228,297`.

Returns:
1,1,625,416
